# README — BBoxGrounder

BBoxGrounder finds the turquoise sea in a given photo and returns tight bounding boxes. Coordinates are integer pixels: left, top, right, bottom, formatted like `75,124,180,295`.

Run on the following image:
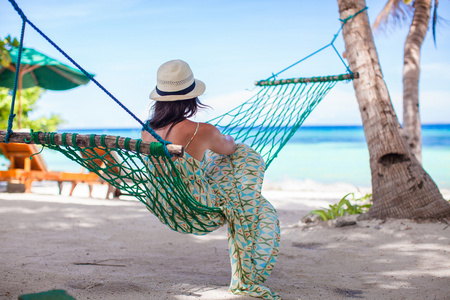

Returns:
266,124,449,189
2,124,449,189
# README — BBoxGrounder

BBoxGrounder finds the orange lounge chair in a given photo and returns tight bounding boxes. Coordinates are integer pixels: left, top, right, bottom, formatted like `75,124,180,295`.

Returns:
0,142,108,196
69,148,121,198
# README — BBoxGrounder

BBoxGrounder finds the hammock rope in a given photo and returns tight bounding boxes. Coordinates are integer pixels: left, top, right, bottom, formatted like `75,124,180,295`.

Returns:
2,0,362,234
263,6,367,81
5,0,174,157
5,17,26,143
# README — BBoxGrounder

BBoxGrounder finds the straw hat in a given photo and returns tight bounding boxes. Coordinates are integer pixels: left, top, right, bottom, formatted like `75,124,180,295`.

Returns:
149,60,206,101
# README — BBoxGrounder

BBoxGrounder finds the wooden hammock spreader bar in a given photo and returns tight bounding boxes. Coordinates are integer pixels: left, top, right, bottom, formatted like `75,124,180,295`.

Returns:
255,72,360,86
0,131,184,157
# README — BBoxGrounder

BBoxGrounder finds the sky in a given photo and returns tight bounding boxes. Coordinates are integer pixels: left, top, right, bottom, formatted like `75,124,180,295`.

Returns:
1,0,449,129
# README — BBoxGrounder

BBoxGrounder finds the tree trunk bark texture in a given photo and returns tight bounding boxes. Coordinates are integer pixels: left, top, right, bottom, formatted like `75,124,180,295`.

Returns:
337,0,450,219
402,0,432,164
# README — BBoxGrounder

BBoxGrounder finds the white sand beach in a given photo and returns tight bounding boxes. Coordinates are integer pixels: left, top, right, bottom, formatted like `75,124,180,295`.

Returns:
1,181,449,300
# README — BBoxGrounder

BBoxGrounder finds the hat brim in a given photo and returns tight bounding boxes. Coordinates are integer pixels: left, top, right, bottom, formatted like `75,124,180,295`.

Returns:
149,79,206,101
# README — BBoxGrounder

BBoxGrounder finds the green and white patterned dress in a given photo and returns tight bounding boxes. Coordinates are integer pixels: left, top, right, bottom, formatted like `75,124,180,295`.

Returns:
174,143,281,299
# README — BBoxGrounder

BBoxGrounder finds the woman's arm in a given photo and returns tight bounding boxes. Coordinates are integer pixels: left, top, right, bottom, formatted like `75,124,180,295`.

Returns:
204,124,236,155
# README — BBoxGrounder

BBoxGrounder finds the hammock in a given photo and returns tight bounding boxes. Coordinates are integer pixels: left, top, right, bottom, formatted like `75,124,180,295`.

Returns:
0,72,357,234
3,0,361,234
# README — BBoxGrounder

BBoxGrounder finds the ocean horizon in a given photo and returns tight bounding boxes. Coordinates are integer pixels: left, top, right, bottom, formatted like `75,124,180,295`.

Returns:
58,123,450,190
2,124,449,190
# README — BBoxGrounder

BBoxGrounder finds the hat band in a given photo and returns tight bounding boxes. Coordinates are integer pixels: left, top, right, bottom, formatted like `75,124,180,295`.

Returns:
156,81,196,96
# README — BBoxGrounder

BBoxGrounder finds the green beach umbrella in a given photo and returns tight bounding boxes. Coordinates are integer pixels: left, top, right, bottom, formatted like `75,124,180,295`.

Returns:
0,47,94,128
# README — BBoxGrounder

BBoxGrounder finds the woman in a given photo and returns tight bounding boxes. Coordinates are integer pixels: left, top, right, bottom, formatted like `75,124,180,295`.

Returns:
142,60,280,300
141,61,236,161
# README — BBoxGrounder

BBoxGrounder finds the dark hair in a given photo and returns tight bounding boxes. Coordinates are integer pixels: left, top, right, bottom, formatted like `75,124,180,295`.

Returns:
146,97,209,136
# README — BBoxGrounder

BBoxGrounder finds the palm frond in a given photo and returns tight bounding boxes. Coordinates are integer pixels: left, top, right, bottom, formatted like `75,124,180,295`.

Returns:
432,0,438,45
372,0,414,32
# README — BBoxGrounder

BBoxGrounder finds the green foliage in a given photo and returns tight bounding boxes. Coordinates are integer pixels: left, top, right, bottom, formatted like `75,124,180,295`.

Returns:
0,87,65,132
0,35,19,67
309,193,372,221
1,35,64,132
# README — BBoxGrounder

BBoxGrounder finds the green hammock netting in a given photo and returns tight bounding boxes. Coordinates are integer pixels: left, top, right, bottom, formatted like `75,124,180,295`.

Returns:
210,74,349,167
59,141,225,234
2,73,354,234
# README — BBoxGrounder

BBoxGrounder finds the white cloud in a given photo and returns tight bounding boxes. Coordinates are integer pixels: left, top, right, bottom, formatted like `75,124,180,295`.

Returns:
303,85,362,125
419,90,450,124
194,90,255,122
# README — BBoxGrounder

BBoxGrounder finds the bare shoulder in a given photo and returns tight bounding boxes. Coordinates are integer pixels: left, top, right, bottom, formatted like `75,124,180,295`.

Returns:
198,122,221,135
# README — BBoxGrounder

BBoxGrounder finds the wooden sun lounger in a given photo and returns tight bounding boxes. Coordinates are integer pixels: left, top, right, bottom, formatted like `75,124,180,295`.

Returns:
0,142,108,196
70,148,121,199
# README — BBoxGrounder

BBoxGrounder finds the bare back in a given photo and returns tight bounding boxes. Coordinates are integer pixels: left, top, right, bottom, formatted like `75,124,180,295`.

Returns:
142,119,236,161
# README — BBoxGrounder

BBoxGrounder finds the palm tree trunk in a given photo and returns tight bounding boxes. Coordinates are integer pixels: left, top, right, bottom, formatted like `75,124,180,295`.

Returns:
336,0,450,219
402,0,432,164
